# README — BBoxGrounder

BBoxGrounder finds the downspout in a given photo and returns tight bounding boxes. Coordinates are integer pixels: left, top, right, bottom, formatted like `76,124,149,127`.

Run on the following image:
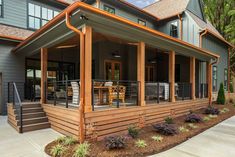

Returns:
96,0,101,8
177,14,183,40
200,29,208,48
65,12,85,144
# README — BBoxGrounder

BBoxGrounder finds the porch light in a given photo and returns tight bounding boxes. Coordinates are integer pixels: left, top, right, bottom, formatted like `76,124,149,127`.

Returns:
56,45,78,49
148,59,157,64
112,52,121,58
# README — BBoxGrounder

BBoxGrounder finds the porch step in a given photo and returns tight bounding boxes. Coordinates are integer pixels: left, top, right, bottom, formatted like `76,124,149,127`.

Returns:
22,122,50,132
17,117,49,125
22,102,41,108
16,112,46,119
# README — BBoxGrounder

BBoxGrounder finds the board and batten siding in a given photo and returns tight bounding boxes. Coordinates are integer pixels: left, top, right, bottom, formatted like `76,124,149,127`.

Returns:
0,40,25,115
186,0,204,20
202,34,229,92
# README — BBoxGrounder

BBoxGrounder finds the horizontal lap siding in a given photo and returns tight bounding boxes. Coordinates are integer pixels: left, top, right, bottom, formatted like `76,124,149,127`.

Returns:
85,99,208,141
42,104,80,139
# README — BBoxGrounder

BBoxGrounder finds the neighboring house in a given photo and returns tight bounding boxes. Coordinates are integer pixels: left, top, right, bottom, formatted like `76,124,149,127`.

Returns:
1,0,234,141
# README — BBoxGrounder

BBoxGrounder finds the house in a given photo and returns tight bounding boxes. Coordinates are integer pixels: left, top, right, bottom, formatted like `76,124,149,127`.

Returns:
1,0,233,142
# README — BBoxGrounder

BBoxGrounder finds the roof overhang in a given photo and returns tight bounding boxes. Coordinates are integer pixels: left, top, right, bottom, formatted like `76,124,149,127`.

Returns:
0,35,24,42
13,2,220,60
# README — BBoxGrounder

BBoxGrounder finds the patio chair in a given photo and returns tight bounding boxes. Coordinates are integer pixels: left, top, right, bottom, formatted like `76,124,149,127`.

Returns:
71,82,80,105
108,85,126,106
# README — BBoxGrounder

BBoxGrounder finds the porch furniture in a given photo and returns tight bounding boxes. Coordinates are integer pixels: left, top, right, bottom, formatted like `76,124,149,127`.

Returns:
104,81,113,87
94,86,109,105
108,85,126,106
71,82,79,105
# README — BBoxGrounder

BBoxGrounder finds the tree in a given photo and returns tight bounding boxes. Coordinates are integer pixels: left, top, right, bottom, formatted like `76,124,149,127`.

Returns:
217,83,226,105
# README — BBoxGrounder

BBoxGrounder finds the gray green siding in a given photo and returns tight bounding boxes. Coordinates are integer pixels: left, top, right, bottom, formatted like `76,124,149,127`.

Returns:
186,0,204,20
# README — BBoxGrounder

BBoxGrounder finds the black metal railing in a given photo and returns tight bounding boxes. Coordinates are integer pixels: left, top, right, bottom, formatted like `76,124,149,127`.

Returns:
199,83,208,98
47,80,80,108
92,80,140,110
145,82,170,104
176,82,192,100
12,83,23,133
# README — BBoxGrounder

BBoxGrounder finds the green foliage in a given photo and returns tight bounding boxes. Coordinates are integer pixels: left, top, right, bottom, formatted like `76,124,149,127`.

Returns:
50,144,65,157
179,126,189,133
151,135,163,142
164,116,174,124
209,114,218,118
128,125,139,139
203,116,211,122
230,83,234,93
220,108,230,113
63,137,77,146
217,83,226,105
187,123,198,129
73,142,90,157
135,140,147,148
56,136,66,143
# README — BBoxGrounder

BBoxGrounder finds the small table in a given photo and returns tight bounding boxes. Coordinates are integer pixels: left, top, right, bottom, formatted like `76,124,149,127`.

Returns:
94,86,110,105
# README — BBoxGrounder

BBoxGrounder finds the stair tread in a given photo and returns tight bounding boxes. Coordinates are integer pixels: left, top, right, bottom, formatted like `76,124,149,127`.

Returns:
22,112,45,115
21,117,48,121
23,122,50,127
22,107,42,110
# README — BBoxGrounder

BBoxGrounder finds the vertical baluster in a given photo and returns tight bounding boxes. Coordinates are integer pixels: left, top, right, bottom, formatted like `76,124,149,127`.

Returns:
65,80,68,108
169,83,171,102
53,81,56,106
157,82,160,104
92,80,95,111
117,81,120,108
182,83,184,101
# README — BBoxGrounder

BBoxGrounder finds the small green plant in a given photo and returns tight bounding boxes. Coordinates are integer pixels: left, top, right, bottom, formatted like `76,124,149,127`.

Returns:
135,140,147,148
217,83,225,105
164,116,174,124
220,108,230,113
151,135,163,142
230,83,234,93
56,136,66,143
73,142,90,157
187,123,198,129
203,116,211,122
128,125,139,139
50,144,65,157
63,136,77,146
179,126,189,132
209,114,218,118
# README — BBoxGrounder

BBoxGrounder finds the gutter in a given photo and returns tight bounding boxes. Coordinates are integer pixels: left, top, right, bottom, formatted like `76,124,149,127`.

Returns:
65,12,85,144
200,29,208,48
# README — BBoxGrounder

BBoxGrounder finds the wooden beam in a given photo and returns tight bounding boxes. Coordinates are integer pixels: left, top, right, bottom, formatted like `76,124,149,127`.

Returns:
207,62,212,105
169,51,175,102
40,48,48,104
137,42,145,106
82,26,92,112
190,57,196,100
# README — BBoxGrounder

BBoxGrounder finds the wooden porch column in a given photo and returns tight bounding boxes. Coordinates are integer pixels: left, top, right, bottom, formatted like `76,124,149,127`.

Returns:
190,57,196,100
207,62,213,104
137,42,145,106
169,51,175,102
82,26,92,112
40,48,48,104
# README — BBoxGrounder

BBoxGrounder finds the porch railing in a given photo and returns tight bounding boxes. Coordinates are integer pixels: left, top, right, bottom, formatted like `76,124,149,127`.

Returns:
145,82,170,104
176,82,192,100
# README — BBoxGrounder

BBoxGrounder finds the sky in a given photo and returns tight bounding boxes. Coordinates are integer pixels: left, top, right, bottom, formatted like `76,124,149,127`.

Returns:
126,0,159,8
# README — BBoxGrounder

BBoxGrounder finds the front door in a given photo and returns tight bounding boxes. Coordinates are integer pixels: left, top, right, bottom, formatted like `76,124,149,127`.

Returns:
105,60,122,80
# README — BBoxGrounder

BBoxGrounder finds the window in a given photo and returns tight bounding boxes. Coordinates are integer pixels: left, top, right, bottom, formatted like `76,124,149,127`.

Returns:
138,19,146,26
212,66,217,92
28,3,60,29
103,5,115,14
224,69,228,90
0,0,3,17
170,21,178,38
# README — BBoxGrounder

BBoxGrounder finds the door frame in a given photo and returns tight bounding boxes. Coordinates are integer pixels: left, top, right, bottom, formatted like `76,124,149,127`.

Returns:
104,60,122,80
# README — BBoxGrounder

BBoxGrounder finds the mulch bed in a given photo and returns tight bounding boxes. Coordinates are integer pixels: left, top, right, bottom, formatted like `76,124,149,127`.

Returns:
45,103,235,157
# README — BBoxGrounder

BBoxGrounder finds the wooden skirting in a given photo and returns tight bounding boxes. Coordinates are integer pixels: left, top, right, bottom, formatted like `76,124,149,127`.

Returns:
84,99,209,141
42,104,80,139
7,103,19,132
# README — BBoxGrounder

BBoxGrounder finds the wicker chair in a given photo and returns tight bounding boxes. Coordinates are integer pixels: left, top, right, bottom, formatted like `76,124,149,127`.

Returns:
108,85,126,106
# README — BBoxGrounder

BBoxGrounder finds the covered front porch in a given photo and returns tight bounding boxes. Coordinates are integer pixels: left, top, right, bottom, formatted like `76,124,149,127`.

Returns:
12,2,219,141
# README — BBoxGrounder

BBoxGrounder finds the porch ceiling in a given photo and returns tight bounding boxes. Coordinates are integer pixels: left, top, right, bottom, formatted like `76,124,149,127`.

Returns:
13,2,219,61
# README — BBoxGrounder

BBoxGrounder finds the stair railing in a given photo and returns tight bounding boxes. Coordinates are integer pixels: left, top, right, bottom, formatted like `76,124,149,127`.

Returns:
13,82,23,133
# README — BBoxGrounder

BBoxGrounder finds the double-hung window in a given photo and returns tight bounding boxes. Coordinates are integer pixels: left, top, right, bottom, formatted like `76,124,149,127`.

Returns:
0,0,3,17
170,21,178,38
224,69,228,91
103,5,115,14
28,3,59,29
212,66,217,92
138,19,146,26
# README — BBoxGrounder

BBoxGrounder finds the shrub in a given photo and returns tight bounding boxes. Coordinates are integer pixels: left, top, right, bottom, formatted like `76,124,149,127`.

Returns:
164,116,174,124
153,123,178,136
203,116,211,122
50,144,65,157
63,136,77,146
151,135,163,142
185,113,202,123
135,140,147,148
179,126,189,132
128,125,139,139
230,83,234,93
217,83,225,105
105,136,126,150
209,114,218,118
73,142,90,157
204,106,220,115
187,123,198,129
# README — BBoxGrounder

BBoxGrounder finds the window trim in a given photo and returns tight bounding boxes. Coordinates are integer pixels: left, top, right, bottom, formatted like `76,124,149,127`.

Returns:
0,0,3,18
170,21,178,38
224,68,228,91
103,4,115,14
138,19,146,26
27,2,60,30
212,66,217,92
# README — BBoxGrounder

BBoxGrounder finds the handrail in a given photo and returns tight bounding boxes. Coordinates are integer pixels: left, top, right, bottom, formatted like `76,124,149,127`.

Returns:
13,83,23,133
